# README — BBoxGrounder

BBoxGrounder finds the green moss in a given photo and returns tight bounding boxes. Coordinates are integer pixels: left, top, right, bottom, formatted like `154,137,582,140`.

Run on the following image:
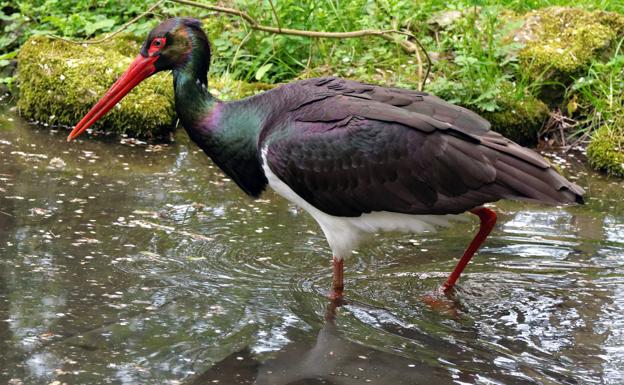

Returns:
482,97,549,145
587,123,624,177
518,7,624,76
17,35,176,139
482,95,549,145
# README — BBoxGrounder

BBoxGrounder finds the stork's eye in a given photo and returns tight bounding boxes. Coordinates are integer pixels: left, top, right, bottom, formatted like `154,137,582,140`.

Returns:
148,37,166,55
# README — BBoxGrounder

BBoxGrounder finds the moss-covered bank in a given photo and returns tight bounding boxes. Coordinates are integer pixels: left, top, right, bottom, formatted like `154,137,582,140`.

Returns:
481,95,549,146
515,7,624,176
17,35,176,139
587,123,624,177
16,35,275,139
518,7,624,76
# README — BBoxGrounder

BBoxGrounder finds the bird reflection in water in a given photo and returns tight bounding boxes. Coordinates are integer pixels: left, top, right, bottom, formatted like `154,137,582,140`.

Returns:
188,298,460,385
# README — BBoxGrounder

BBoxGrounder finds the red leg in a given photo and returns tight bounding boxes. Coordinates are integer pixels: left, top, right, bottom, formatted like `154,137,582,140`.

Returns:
441,207,497,292
330,256,344,300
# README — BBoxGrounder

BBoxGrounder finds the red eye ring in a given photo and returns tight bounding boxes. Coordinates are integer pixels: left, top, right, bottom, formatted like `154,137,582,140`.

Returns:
148,37,166,55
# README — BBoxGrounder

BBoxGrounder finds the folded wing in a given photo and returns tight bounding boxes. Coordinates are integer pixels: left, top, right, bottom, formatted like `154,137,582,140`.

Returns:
261,77,584,217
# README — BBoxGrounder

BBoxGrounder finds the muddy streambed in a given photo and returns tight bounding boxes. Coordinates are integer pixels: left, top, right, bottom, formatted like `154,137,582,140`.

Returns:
0,107,623,384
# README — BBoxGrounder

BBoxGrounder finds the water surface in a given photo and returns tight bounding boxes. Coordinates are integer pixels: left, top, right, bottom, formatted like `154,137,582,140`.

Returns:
0,107,623,384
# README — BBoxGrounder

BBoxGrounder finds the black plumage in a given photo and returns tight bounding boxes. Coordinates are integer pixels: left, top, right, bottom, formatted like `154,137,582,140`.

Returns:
260,77,584,217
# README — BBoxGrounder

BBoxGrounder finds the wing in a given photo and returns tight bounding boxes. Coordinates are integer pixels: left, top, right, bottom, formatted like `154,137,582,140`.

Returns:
260,77,584,217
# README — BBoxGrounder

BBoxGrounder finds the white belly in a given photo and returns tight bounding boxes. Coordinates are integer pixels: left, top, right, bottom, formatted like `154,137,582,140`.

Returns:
260,149,464,258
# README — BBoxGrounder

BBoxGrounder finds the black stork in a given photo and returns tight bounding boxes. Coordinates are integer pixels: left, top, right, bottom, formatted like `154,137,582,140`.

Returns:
67,18,585,300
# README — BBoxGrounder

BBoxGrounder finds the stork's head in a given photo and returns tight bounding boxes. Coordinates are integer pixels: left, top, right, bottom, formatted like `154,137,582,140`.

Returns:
67,18,209,141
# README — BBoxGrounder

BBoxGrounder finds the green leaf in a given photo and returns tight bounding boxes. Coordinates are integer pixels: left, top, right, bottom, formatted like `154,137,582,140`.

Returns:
0,76,15,84
478,101,499,112
255,63,273,81
0,50,18,60
84,18,116,36
567,95,578,116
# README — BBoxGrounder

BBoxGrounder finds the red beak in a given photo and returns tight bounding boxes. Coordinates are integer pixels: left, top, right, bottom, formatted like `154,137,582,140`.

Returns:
67,54,158,142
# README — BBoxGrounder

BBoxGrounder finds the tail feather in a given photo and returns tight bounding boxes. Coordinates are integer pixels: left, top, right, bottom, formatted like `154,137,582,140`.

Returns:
493,149,585,205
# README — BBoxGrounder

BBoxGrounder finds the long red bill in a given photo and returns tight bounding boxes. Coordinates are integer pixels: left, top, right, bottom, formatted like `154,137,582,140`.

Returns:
67,54,158,142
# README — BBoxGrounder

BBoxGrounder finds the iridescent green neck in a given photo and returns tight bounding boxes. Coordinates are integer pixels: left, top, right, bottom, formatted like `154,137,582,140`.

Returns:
172,46,216,127
168,24,268,197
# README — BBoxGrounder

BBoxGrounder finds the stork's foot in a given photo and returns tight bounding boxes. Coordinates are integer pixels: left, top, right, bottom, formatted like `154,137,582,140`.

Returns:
440,207,497,292
327,256,344,300
325,296,346,322
422,290,459,316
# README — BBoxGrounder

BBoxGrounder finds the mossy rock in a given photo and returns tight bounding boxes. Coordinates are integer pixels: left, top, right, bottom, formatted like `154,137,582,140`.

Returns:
587,123,624,177
17,35,176,139
482,94,549,146
517,7,624,77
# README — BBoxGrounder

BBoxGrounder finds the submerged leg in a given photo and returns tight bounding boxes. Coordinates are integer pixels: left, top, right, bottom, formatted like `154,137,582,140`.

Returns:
330,256,344,300
441,207,497,292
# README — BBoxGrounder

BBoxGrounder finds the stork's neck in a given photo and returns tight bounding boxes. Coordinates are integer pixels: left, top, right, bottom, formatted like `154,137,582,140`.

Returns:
172,49,215,128
172,49,268,197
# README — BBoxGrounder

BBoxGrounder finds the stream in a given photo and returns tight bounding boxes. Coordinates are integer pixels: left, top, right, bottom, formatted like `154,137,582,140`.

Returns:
1,106,623,384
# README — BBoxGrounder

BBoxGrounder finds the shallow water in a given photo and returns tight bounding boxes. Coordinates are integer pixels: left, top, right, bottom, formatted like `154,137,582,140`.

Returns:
0,106,623,385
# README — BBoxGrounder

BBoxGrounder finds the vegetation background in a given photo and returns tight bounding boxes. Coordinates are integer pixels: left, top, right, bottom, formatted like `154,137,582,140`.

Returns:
1,0,623,175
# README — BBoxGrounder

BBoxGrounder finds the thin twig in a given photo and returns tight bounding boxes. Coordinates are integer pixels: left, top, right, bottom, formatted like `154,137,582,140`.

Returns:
168,0,431,89
540,109,588,150
231,30,253,68
379,30,431,90
305,38,314,78
267,0,282,33
49,0,165,45
0,209,13,217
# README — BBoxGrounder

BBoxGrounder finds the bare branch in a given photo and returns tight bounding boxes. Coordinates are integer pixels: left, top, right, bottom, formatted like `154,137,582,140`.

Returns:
267,0,282,33
50,0,432,89
169,0,431,89
377,31,431,90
